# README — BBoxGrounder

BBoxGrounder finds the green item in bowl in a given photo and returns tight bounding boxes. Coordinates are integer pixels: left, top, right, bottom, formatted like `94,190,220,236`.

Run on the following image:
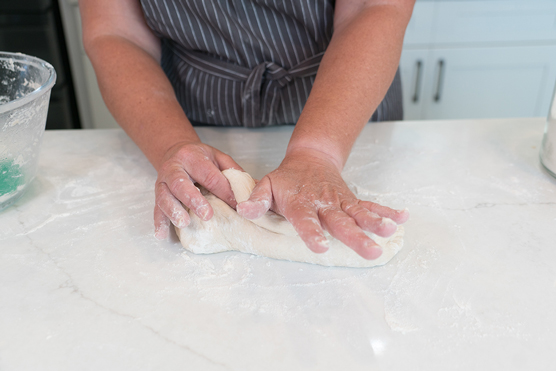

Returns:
0,159,23,197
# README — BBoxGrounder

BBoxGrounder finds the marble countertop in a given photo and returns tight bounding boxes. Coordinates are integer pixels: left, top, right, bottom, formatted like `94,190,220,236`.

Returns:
1,118,555,370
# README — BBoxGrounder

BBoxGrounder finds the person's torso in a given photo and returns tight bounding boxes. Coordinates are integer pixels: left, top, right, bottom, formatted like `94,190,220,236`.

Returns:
141,0,335,127
140,0,403,127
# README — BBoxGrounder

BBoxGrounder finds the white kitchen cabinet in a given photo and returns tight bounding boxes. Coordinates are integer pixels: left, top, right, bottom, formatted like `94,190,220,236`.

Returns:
433,0,556,45
402,45,556,120
401,0,556,120
400,49,430,120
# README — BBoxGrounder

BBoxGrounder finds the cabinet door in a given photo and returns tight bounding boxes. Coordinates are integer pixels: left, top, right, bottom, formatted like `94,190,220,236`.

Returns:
434,0,556,45
423,46,556,120
400,49,431,120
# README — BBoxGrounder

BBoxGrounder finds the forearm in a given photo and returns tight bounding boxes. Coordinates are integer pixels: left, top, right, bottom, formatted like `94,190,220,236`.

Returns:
80,0,201,171
86,37,200,170
287,1,414,170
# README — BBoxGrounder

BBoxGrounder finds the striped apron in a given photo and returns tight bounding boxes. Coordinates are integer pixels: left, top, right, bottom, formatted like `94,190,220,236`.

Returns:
140,0,403,127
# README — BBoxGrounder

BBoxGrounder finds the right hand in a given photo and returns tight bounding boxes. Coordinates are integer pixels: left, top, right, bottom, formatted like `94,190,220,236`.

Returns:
153,141,242,239
237,148,409,260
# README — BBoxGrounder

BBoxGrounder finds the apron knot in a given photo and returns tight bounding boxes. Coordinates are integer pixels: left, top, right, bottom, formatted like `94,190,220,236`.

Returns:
173,44,324,127
242,62,295,127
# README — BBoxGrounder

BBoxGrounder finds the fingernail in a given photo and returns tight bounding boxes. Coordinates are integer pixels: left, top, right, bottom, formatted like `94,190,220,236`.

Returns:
315,236,329,250
380,217,397,227
236,202,248,215
176,217,187,229
257,199,271,210
239,200,251,208
250,199,269,207
365,245,383,260
396,208,410,222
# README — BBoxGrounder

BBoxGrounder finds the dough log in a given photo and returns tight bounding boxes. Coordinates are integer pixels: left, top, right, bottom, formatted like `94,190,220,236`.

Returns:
175,169,404,268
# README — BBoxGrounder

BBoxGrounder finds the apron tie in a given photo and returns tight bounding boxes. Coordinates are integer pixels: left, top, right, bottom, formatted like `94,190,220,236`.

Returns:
172,43,324,127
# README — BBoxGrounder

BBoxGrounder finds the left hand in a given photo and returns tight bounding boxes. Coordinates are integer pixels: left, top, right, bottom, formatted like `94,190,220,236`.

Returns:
237,148,409,259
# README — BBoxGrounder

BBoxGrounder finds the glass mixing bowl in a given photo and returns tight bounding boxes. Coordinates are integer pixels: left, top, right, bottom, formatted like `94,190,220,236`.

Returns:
0,52,56,211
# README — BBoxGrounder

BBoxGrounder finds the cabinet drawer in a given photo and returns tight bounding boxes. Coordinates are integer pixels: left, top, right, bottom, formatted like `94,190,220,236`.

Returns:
434,0,556,45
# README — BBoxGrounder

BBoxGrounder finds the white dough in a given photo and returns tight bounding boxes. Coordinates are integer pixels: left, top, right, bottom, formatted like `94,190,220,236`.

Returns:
175,169,404,268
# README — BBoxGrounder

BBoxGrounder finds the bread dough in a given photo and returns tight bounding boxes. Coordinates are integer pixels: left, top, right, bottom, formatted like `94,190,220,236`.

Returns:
175,169,404,268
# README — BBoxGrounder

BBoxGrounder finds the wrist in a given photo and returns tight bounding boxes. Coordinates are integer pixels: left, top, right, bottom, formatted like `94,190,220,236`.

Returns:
286,126,351,172
285,144,345,173
151,131,202,171
286,117,360,173
159,135,201,157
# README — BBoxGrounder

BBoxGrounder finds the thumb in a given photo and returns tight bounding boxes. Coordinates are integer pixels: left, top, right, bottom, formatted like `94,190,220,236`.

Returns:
236,176,272,219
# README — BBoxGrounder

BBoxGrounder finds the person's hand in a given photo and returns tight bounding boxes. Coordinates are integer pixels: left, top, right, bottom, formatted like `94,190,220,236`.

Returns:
236,148,409,259
153,141,242,239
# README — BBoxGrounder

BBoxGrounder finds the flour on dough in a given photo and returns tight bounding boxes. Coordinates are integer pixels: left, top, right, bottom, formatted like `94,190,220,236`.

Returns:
175,169,404,268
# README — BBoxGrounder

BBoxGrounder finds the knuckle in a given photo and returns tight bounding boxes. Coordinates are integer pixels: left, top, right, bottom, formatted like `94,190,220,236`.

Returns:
158,161,179,176
181,146,210,167
336,215,356,228
359,200,380,213
155,182,169,198
217,151,232,162
200,171,222,191
348,206,369,220
173,143,197,157
155,193,171,211
319,188,338,203
323,211,356,231
318,205,339,218
340,199,359,212
168,177,186,193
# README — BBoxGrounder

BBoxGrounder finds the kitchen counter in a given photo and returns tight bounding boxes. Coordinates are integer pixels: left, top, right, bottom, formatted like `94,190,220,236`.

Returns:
1,118,555,370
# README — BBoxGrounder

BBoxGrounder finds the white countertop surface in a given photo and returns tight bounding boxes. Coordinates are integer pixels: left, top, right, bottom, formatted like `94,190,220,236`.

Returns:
1,118,555,370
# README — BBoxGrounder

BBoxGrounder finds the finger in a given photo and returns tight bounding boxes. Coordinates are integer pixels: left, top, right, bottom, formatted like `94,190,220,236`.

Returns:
163,170,213,221
154,204,171,240
156,182,193,226
319,207,382,260
214,150,244,172
359,201,410,224
342,200,398,238
286,205,329,254
186,160,237,208
237,176,272,220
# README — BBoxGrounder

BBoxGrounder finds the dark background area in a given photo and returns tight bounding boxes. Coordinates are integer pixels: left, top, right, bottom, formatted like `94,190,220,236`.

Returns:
0,0,81,129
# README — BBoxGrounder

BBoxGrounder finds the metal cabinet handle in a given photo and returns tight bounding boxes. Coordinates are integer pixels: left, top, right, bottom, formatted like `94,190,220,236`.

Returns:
433,59,445,102
412,60,423,103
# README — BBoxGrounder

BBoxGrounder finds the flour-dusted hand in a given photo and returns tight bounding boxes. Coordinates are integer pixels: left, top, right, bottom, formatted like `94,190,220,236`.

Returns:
237,148,409,260
154,141,242,240
230,0,414,260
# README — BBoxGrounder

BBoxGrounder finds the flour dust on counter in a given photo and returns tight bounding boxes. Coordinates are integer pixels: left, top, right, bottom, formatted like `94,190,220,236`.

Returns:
175,169,405,268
